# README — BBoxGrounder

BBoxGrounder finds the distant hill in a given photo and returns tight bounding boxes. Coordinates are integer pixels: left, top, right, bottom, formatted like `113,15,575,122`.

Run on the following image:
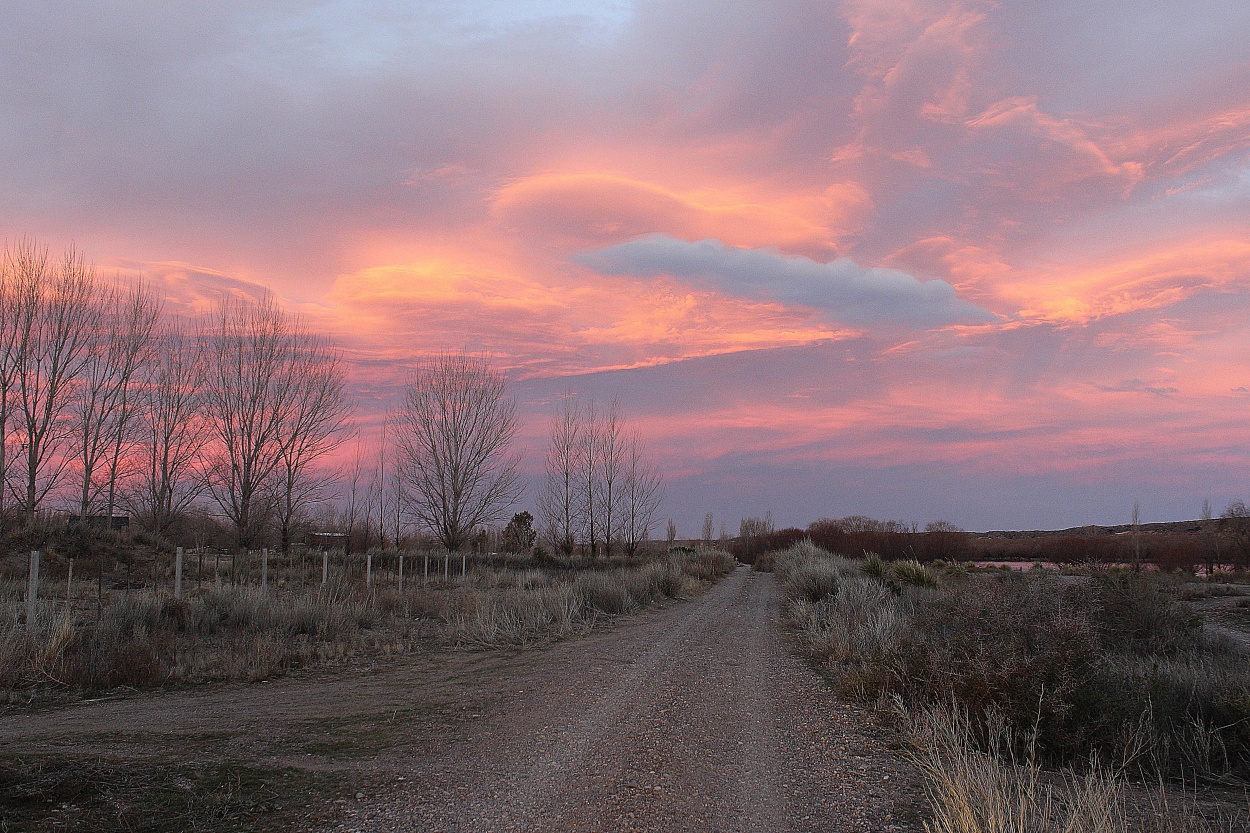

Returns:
972,519,1218,539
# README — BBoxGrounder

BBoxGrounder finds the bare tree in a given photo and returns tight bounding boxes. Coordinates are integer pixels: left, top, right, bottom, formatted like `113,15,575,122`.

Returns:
393,351,522,552
538,396,582,556
569,399,627,557
1202,497,1218,577
593,403,627,557
340,440,373,555
102,282,162,518
702,512,715,545
128,321,210,535
7,242,97,524
1131,501,1142,571
387,445,406,548
621,430,664,557
0,247,23,533
203,293,300,549
273,332,351,554
739,511,774,540
666,519,677,549
1220,501,1250,571
575,400,599,556
544,397,658,557
71,279,160,519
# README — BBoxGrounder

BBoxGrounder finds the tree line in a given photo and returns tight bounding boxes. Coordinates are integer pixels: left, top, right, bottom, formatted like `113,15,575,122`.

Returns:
537,398,664,557
0,241,351,550
0,240,665,555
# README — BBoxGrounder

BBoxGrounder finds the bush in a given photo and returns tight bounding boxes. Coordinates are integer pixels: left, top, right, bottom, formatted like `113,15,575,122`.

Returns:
860,552,886,580
1083,570,1199,654
683,550,735,581
577,572,637,614
891,559,938,588
779,550,1250,781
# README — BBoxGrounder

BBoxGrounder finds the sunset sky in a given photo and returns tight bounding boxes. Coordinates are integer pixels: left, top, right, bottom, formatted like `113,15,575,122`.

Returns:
3,1,1249,532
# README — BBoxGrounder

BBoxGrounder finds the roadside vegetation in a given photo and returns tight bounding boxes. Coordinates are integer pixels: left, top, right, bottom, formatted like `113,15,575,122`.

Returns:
763,540,1250,832
1,548,735,697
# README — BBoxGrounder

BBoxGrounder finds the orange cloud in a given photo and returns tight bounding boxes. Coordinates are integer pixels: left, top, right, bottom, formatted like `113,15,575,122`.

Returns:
491,172,869,256
1007,237,1250,323
324,257,850,379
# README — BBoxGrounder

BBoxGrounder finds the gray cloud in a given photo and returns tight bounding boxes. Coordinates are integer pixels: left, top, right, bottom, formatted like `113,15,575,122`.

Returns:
1096,379,1179,398
577,235,999,329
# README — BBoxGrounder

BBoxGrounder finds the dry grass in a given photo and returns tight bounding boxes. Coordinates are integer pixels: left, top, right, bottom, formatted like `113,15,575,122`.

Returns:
767,541,1250,831
0,550,736,694
451,551,731,646
902,703,1248,833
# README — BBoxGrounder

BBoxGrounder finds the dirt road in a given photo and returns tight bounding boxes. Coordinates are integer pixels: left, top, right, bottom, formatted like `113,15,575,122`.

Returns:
334,566,919,832
1,567,920,832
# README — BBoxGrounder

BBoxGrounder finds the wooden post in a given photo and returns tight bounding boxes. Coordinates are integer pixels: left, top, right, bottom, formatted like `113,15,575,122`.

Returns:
322,549,329,587
175,547,184,599
66,558,74,609
26,550,40,631
366,551,373,587
198,550,203,592
398,553,404,593
423,553,429,586
461,552,466,578
261,548,269,592
443,553,449,581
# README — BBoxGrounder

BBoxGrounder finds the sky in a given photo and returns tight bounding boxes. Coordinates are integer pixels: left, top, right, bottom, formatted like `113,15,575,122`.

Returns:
2,1,1249,533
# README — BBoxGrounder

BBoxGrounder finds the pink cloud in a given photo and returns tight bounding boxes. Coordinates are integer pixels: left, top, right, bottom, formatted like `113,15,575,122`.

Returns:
2,0,1249,529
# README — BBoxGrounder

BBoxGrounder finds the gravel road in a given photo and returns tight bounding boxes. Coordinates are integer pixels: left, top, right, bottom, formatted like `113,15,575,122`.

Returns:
336,566,920,833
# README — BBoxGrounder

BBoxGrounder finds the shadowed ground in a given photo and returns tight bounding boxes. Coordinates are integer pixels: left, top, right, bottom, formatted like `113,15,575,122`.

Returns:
1,568,922,832
332,567,921,833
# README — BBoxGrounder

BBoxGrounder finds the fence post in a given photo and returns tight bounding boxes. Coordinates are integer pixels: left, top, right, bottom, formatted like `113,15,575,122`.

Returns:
175,547,184,599
423,553,429,586
398,553,404,592
461,552,466,578
67,558,74,609
26,550,40,631
366,551,373,588
322,549,329,587
443,553,449,581
261,548,269,592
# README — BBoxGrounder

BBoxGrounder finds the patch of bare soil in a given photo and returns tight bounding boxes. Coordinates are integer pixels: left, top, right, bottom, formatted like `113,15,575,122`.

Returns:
1190,588,1250,652
1,568,921,832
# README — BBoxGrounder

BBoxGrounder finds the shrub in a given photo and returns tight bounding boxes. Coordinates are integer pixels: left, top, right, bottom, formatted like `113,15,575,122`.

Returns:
779,552,1250,781
860,552,886,581
1082,571,1199,655
891,559,938,588
577,572,637,614
683,550,735,581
